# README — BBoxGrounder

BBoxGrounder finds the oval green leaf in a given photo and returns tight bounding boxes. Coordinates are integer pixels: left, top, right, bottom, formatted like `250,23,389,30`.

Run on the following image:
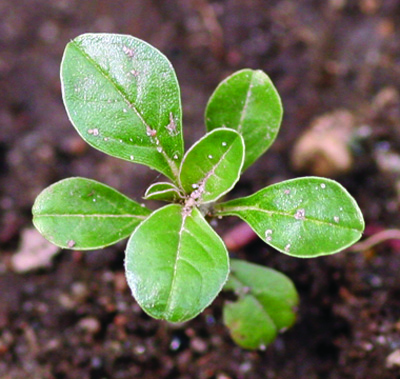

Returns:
125,204,229,323
144,182,184,202
223,259,299,350
215,177,365,257
61,33,183,181
179,128,244,203
205,69,282,171
32,177,151,250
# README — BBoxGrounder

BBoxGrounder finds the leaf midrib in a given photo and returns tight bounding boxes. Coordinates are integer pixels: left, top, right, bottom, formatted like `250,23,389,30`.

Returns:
70,41,179,179
70,40,150,130
237,71,255,133
35,214,147,219
200,139,237,201
217,205,362,232
163,213,186,317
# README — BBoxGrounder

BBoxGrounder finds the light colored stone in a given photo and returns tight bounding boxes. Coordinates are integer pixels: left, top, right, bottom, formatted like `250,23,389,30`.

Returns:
11,228,59,273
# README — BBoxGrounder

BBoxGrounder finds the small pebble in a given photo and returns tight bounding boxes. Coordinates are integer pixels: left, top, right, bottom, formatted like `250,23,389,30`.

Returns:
170,336,181,351
190,338,208,354
386,349,400,368
78,317,101,334
217,374,232,379
134,344,146,355
114,272,127,292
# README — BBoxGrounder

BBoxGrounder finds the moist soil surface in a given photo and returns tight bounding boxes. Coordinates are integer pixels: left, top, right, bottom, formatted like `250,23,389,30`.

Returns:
1,1,400,378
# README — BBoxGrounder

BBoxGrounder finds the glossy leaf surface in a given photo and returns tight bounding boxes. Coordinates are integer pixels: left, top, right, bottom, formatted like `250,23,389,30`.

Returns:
32,178,151,250
205,69,282,171
215,177,364,257
223,259,298,350
61,33,183,181
125,204,229,323
179,128,244,203
144,182,184,202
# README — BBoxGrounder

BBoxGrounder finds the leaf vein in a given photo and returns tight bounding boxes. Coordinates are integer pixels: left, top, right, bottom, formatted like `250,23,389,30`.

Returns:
219,206,361,232
237,72,255,133
71,40,151,131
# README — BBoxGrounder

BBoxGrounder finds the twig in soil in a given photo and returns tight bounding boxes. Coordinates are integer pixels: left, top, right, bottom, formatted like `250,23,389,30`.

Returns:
191,0,224,58
224,223,400,254
222,222,258,251
348,229,400,252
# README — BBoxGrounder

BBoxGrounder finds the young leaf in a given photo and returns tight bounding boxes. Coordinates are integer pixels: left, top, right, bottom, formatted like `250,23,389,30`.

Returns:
179,128,245,203
125,204,229,323
144,182,184,202
215,177,364,258
32,177,151,250
223,259,298,350
205,69,282,171
61,33,183,181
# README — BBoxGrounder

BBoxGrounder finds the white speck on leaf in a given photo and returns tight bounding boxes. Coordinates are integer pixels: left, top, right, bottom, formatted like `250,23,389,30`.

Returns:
285,244,291,252
294,208,306,220
67,240,76,248
157,146,163,153
284,189,290,195
123,108,127,113
130,155,134,160
192,184,199,189
173,154,178,160
222,142,227,146
146,126,157,137
208,155,213,159
334,216,340,223
88,128,99,136
166,112,178,136
265,229,273,242
122,45,134,57
103,137,109,141
320,183,326,189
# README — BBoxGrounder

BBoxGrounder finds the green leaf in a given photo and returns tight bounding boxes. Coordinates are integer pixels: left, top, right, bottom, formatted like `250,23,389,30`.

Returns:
215,177,365,258
179,128,244,203
223,259,298,350
144,182,184,202
205,69,282,171
125,204,229,322
61,33,183,181
32,177,151,250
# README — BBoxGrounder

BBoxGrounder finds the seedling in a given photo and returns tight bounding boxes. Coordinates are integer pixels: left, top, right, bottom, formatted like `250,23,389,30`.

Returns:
32,33,364,350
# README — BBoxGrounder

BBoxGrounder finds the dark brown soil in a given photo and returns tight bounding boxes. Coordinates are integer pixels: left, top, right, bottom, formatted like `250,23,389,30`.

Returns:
2,1,400,378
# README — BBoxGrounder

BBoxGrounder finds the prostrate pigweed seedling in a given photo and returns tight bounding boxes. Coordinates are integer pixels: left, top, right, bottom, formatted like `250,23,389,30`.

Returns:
32,33,365,350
